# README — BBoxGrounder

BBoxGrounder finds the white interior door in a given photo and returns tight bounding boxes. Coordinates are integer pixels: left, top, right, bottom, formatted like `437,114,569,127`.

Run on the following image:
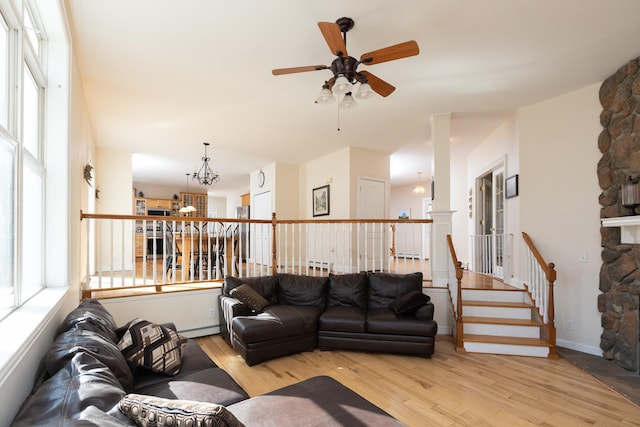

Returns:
357,177,387,271
252,190,271,266
492,167,505,277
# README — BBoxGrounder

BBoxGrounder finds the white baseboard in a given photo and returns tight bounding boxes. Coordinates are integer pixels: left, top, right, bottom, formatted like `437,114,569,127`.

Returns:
556,338,602,356
180,325,220,339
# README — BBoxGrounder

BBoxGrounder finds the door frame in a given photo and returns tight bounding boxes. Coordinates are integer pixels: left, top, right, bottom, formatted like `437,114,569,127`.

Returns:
472,156,508,278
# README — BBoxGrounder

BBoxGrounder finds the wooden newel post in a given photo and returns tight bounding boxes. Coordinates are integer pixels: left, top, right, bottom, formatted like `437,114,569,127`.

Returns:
271,212,278,274
547,262,557,358
455,260,464,351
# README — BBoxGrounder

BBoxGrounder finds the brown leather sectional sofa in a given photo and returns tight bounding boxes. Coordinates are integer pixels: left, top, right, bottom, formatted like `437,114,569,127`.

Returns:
220,271,438,366
11,299,406,426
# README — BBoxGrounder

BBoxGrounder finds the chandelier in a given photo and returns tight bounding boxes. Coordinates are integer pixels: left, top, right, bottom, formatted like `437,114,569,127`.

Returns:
413,171,426,196
192,142,220,186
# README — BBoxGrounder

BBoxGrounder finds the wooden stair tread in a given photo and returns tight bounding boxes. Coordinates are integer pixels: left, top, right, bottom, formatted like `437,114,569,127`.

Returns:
463,300,533,308
463,334,549,347
463,316,543,326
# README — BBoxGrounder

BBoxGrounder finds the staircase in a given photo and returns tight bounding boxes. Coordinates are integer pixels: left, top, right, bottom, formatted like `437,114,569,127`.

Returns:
460,287,550,357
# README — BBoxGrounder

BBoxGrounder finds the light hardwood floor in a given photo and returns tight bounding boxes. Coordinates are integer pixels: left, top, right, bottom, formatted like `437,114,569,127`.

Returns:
196,334,640,426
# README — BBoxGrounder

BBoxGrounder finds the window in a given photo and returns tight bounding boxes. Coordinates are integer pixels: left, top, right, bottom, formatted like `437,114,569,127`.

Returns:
0,0,49,320
0,13,8,129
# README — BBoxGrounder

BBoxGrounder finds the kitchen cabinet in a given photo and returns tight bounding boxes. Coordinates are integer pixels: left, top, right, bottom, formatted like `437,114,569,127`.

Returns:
181,192,207,217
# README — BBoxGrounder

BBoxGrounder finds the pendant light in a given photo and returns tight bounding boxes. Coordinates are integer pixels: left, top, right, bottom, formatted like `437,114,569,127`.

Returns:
413,171,426,196
179,173,196,215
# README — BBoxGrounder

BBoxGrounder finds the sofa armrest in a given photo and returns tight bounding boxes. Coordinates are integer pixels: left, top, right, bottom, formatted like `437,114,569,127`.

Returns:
414,302,434,320
218,295,252,345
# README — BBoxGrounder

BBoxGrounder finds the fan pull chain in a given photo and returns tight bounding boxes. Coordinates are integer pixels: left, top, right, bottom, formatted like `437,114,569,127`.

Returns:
337,99,341,131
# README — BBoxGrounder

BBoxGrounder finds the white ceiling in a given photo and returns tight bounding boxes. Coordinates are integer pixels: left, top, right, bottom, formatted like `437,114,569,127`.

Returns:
64,0,640,194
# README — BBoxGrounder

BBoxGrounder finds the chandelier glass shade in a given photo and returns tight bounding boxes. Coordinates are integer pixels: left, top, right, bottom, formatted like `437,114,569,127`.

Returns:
332,75,353,94
413,171,426,196
315,83,336,104
192,142,220,186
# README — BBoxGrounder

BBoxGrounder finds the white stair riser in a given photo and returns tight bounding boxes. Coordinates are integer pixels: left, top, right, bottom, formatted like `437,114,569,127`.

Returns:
464,342,549,357
464,323,541,338
463,305,532,319
462,289,529,303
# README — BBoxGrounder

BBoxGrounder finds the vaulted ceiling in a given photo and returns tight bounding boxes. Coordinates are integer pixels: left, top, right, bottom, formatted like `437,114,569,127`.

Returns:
64,0,640,194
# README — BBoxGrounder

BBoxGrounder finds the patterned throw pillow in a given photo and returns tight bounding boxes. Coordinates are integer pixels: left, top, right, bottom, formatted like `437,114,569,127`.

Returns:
119,393,246,427
117,319,187,376
230,283,270,312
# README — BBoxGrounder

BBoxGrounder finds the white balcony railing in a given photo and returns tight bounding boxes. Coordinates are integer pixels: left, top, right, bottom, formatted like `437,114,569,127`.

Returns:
80,212,433,292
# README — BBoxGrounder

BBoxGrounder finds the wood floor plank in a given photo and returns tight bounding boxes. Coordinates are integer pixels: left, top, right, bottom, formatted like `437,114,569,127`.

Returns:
196,335,640,426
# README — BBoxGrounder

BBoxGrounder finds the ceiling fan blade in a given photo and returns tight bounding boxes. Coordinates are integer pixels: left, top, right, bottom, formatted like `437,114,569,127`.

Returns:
360,71,395,97
272,65,328,76
360,40,419,65
318,22,347,57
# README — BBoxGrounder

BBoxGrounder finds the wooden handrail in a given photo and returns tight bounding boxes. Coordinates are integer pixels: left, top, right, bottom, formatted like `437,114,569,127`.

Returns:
80,211,433,225
521,231,557,359
446,234,464,352
522,232,555,281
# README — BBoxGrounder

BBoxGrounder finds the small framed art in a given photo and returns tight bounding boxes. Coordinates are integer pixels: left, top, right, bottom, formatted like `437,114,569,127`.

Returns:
313,185,330,217
506,174,519,199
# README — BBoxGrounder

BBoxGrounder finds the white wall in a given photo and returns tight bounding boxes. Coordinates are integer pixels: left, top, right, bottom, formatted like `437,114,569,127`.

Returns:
132,182,184,200
274,163,300,219
518,83,603,354
390,183,428,221
300,148,351,218
450,153,468,266
100,289,222,338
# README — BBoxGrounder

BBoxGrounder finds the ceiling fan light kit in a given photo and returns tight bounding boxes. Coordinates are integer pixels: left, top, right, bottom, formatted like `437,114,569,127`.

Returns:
273,16,419,109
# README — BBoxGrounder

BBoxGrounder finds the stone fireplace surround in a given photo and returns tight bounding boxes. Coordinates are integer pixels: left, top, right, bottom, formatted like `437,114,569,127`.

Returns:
598,56,640,371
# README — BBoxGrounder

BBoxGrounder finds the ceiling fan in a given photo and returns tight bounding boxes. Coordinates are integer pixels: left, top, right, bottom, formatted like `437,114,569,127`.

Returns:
272,17,419,107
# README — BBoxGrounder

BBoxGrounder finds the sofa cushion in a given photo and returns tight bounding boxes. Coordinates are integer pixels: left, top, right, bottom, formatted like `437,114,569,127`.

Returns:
224,275,278,304
389,290,430,315
367,272,423,308
318,306,367,333
11,352,132,427
118,318,187,376
366,307,438,336
56,298,119,343
233,305,323,343
227,375,406,426
276,273,329,308
119,393,245,427
230,283,270,312
134,367,249,406
132,339,218,391
45,328,135,392
327,272,368,308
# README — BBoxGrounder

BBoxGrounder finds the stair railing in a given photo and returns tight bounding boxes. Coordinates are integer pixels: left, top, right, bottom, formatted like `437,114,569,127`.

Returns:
446,234,464,351
521,231,557,358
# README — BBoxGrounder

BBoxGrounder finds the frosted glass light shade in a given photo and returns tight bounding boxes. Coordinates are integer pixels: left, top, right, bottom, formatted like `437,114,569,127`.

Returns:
332,75,353,95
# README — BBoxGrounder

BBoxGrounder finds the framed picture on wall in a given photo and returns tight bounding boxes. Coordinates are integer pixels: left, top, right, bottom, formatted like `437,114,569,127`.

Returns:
313,185,330,217
398,209,410,219
506,174,519,199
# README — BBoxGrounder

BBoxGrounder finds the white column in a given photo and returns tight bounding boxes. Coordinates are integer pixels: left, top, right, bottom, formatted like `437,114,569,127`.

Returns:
429,113,454,286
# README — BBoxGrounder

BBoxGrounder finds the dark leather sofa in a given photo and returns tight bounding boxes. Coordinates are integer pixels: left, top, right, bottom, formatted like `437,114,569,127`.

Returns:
220,271,438,366
11,299,406,426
